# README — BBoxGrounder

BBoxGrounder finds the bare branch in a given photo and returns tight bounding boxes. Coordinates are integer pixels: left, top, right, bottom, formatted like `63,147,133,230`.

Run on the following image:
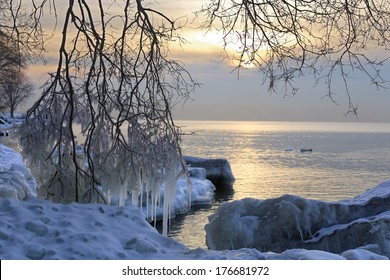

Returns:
199,0,390,114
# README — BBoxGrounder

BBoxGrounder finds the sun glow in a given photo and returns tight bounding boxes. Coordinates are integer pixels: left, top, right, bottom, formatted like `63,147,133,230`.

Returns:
173,29,268,69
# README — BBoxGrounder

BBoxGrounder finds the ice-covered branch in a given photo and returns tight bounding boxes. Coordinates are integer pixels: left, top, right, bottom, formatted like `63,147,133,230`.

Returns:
16,0,197,231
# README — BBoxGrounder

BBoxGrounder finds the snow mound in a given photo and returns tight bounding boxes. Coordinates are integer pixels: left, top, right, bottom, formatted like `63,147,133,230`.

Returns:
0,198,188,259
0,144,36,200
205,180,390,258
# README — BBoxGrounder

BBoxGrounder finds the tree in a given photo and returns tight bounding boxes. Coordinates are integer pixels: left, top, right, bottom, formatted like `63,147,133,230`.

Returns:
14,0,196,233
0,0,42,116
198,0,390,114
0,32,21,71
0,0,45,65
0,68,33,117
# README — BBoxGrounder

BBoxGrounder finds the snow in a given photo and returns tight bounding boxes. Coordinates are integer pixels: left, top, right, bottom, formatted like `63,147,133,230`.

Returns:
0,197,188,259
0,144,36,200
341,248,389,260
1,143,390,259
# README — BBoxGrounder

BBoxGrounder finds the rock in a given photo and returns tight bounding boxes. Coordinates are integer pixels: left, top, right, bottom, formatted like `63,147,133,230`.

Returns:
183,156,235,189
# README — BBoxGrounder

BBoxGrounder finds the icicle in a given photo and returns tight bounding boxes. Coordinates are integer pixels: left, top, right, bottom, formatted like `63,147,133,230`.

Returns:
162,163,176,236
131,190,139,207
139,168,143,213
119,184,127,206
295,213,304,242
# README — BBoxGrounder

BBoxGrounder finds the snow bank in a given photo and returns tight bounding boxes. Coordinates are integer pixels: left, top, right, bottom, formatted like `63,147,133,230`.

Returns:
0,144,36,200
205,180,390,258
0,197,189,259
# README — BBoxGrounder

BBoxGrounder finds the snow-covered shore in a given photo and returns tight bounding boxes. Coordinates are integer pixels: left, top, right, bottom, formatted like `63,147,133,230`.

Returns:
1,143,389,259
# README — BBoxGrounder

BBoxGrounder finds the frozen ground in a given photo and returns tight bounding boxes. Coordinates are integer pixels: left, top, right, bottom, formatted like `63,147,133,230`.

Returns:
0,143,389,259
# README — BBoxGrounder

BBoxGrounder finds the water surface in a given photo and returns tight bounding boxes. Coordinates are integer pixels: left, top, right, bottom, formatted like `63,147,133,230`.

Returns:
169,121,390,248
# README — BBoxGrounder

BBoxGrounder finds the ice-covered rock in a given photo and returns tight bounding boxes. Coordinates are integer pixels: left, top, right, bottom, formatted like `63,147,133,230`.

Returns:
205,180,390,258
183,156,235,188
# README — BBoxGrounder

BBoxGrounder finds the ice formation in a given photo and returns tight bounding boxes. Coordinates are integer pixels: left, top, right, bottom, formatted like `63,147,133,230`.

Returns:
205,180,390,258
17,113,190,236
0,142,215,220
123,168,215,222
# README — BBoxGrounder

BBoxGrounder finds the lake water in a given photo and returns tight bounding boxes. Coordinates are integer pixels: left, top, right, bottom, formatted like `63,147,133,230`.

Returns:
167,121,390,249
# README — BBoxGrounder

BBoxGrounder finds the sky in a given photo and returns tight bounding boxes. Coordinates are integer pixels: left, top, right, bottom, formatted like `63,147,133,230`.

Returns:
25,0,390,123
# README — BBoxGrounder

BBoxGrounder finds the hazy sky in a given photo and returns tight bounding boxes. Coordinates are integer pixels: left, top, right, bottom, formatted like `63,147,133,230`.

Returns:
26,0,390,123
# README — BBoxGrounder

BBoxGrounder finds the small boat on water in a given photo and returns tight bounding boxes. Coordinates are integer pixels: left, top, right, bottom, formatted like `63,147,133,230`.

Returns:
285,147,313,152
